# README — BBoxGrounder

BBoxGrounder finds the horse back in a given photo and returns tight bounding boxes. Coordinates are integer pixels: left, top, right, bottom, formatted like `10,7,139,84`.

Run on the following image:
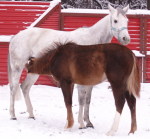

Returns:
69,46,107,85
50,45,106,85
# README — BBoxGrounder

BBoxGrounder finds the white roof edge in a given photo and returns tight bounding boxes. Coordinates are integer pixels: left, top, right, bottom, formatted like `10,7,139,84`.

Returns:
29,0,60,28
0,35,14,42
0,4,49,7
62,9,150,15
132,50,145,57
61,9,109,14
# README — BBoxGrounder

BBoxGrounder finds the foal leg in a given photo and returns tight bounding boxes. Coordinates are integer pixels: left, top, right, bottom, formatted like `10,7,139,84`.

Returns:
107,86,126,136
60,81,74,129
125,92,137,134
21,73,39,119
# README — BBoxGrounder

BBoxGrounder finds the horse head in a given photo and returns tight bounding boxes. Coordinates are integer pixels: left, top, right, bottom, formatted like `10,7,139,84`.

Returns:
108,4,130,45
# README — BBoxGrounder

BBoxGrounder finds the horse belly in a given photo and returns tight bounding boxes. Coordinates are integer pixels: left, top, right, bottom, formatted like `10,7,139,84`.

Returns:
75,72,107,85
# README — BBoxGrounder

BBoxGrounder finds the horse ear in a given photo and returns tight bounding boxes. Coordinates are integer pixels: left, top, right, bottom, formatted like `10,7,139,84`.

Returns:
123,4,129,14
108,3,115,13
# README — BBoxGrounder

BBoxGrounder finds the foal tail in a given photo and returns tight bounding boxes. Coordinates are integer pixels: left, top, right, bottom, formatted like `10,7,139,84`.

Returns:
127,53,140,98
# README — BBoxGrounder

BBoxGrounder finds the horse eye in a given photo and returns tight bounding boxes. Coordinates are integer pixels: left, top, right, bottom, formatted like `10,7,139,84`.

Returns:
114,20,118,23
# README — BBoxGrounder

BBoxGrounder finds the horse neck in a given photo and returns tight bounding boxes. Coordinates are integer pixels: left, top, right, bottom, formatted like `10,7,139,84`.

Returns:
89,15,113,43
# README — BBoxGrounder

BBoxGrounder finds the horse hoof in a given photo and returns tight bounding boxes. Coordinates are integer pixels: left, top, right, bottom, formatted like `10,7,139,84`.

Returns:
79,126,86,129
128,130,136,135
106,130,116,136
10,117,17,120
86,123,94,128
28,117,35,120
65,120,74,129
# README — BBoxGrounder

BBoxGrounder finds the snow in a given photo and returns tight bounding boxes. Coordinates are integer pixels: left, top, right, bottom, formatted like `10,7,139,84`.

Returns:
0,82,150,139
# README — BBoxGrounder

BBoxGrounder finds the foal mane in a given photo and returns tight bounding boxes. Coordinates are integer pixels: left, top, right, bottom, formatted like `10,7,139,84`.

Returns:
41,42,77,57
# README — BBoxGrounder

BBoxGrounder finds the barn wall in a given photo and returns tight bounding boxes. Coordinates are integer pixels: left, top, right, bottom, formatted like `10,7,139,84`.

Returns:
0,1,50,35
142,15,150,83
0,42,8,85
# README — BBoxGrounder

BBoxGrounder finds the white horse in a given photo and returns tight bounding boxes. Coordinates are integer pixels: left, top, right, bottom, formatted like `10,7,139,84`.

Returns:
8,4,130,135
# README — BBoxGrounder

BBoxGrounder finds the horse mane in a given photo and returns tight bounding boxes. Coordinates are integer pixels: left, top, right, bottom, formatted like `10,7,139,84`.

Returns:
53,41,77,50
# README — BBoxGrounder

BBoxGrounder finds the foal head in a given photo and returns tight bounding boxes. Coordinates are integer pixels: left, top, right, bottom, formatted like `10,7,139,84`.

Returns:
108,4,130,45
26,50,54,75
26,57,37,74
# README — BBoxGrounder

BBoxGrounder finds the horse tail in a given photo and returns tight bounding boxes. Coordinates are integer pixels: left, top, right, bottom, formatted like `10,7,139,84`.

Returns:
8,52,21,101
127,53,140,98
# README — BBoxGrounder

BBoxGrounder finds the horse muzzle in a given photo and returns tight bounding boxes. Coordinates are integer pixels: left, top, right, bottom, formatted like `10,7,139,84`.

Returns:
120,36,130,45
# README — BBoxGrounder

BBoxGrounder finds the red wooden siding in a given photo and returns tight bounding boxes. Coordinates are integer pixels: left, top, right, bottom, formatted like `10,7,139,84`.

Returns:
0,42,8,85
144,56,150,82
144,16,150,52
61,13,105,31
0,1,50,35
35,4,61,30
142,15,150,82
127,16,141,51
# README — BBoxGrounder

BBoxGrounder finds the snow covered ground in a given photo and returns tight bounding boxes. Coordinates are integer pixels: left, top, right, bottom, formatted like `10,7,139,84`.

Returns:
0,82,150,139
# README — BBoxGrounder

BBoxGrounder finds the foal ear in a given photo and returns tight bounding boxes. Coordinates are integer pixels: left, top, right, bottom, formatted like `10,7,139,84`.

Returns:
108,3,115,13
123,4,129,14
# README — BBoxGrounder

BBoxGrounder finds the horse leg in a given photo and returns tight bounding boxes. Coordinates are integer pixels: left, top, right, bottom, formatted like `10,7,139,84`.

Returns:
77,85,94,129
60,80,74,129
125,91,137,134
107,86,126,136
77,85,86,129
84,86,94,128
8,65,23,120
20,73,39,119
